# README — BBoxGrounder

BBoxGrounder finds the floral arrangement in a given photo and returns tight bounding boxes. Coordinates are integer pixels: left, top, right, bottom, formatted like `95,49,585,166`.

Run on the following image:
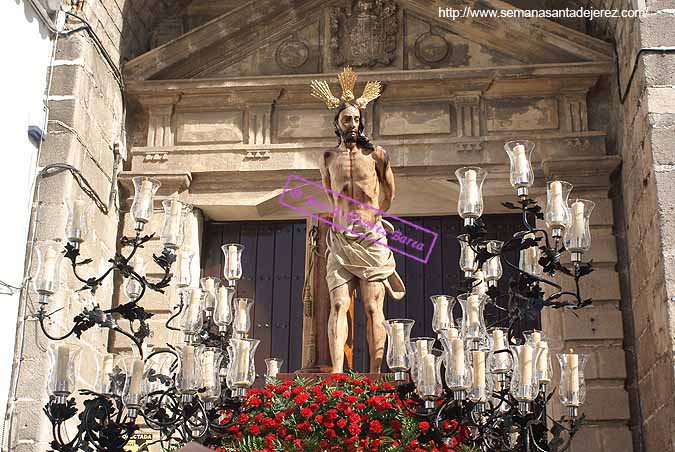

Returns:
213,373,472,452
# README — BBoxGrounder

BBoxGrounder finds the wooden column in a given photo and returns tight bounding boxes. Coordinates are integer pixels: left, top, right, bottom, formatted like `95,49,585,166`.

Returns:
300,216,355,372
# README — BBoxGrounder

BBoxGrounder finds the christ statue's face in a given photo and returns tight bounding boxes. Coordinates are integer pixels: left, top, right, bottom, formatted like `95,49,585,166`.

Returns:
337,105,361,144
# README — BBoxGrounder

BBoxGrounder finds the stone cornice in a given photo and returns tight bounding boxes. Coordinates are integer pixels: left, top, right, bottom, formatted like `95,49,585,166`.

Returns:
125,62,612,103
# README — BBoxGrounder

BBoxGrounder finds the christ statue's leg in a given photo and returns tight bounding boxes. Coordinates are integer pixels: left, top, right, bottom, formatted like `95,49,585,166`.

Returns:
328,278,357,373
360,279,386,374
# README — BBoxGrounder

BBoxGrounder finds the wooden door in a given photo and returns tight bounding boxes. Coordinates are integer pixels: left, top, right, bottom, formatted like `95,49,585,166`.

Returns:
202,214,529,374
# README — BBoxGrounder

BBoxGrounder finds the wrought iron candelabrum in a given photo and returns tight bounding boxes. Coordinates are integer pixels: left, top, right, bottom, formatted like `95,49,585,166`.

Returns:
32,176,272,452
383,140,594,452
33,140,594,452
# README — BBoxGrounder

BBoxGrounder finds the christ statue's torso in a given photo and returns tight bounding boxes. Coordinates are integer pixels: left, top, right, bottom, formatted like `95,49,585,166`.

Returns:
323,145,382,229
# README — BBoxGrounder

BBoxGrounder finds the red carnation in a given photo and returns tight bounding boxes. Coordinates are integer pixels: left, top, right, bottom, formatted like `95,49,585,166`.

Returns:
337,418,348,428
300,407,313,418
369,420,383,434
419,421,430,431
248,424,261,435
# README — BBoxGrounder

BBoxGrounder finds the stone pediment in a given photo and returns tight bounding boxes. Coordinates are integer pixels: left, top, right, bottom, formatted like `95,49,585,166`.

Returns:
124,0,613,81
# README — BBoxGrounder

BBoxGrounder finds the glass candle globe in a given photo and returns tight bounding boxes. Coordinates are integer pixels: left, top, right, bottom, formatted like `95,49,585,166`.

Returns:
97,353,126,396
415,351,443,406
504,140,535,196
232,298,254,336
130,176,160,228
487,327,513,376
47,343,82,402
173,248,194,288
200,347,224,404
143,351,175,397
180,288,204,335
564,199,595,261
441,336,471,395
226,338,260,393
519,233,541,276
124,255,146,301
265,358,283,379
384,319,414,377
160,198,183,249
482,240,503,286
214,285,235,332
200,277,220,313
177,345,202,395
122,357,146,410
221,243,244,282
65,198,89,244
455,167,487,224
458,293,488,344
458,234,478,277
33,240,64,300
557,351,589,417
410,337,436,386
430,295,455,334
510,344,538,412
545,181,573,236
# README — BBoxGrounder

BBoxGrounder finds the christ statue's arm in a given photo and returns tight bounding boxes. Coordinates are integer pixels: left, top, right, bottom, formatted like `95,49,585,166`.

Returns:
319,151,335,207
375,146,395,212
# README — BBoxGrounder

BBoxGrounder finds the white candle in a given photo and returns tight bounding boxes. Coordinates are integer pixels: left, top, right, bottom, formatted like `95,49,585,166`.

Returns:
215,287,232,324
519,345,534,384
204,278,215,291
128,359,144,399
140,179,154,199
185,288,202,326
567,351,579,394
451,338,465,376
234,299,249,333
416,340,428,364
101,353,114,383
465,169,479,208
467,294,481,328
234,340,251,385
202,349,215,388
165,199,182,245
531,331,542,345
472,350,485,390
390,323,406,368
267,360,280,378
472,270,487,295
572,201,585,237
448,327,459,339
513,144,529,183
422,354,436,387
55,345,72,387
550,181,565,224
182,345,196,381
521,233,538,272
435,296,450,329
227,245,238,276
492,329,509,371
536,341,549,382
42,247,58,288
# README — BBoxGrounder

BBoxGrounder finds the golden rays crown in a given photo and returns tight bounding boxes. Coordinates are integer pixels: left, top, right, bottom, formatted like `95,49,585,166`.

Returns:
310,67,382,110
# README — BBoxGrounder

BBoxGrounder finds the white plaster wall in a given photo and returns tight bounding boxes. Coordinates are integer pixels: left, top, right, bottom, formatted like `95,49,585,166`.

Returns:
0,0,53,436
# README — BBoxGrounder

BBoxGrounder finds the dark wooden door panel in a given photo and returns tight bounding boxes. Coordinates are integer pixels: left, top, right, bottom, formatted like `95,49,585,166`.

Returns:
202,214,528,374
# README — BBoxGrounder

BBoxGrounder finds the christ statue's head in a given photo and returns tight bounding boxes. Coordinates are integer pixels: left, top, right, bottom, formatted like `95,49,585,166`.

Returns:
333,103,374,150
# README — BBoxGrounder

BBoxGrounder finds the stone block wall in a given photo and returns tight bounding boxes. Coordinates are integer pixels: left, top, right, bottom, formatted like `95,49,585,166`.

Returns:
5,2,160,451
606,1,675,451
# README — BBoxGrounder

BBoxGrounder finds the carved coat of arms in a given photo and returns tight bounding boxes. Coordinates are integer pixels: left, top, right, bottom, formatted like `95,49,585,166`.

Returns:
330,0,399,67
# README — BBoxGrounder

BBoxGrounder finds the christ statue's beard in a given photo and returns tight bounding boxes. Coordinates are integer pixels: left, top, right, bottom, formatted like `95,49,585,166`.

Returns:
341,129,358,144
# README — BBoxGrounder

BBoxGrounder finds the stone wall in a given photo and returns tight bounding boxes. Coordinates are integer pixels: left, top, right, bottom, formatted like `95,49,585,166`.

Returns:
604,1,675,452
4,1,159,450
